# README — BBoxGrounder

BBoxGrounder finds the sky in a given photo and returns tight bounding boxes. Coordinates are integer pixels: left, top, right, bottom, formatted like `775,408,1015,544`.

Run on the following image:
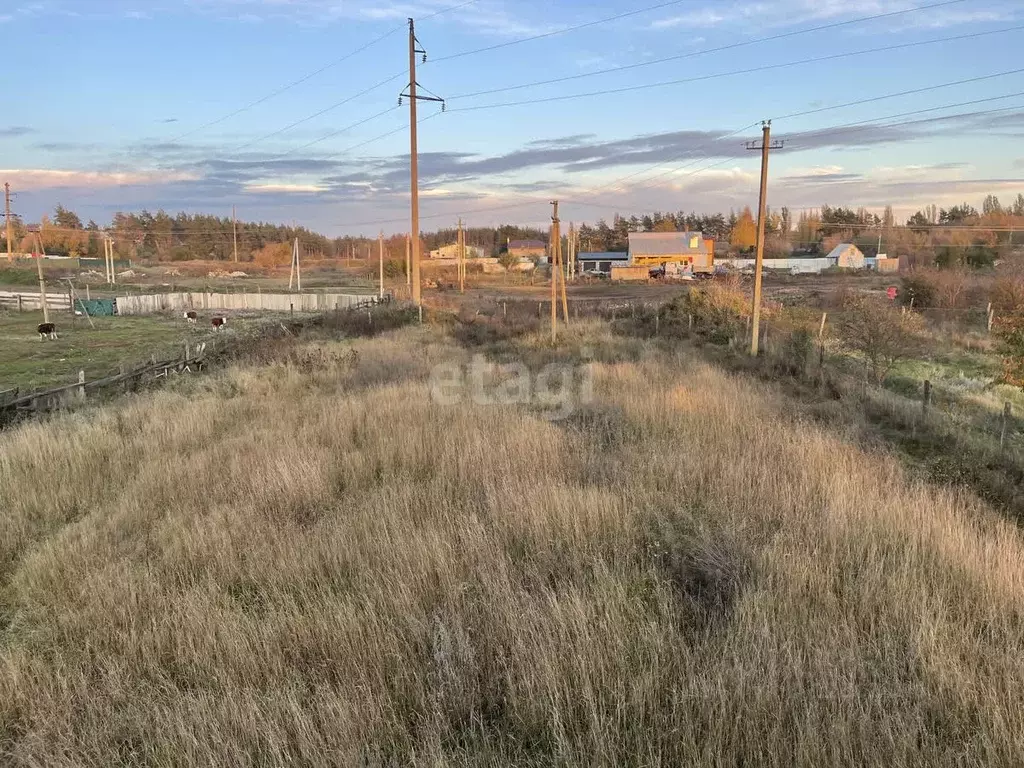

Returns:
1,0,1023,235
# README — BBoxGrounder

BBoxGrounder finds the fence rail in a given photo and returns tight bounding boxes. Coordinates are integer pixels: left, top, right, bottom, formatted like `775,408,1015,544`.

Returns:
0,290,72,312
0,343,210,419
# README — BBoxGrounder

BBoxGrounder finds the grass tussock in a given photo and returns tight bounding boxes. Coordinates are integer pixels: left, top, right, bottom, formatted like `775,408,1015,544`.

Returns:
1,322,1024,766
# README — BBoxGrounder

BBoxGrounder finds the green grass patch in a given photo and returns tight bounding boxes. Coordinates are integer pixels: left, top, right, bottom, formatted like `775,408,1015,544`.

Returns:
0,311,251,393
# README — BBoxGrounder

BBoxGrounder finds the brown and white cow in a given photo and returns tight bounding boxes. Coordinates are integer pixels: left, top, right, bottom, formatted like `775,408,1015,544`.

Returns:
38,323,58,340
184,311,198,324
211,317,227,331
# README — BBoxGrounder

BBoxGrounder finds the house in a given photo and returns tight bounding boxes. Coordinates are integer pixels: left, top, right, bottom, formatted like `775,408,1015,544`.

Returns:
507,239,547,259
628,231,714,272
429,243,486,260
577,251,629,275
826,243,866,269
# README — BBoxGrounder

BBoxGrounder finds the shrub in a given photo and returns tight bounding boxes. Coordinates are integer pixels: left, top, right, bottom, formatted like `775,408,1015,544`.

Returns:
837,295,924,383
661,279,748,344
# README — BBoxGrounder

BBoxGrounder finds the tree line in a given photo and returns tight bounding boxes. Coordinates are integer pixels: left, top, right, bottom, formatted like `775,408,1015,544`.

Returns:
9,193,1024,271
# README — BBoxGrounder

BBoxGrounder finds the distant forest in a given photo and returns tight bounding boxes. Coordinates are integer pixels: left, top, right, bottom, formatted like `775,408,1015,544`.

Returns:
9,192,1023,271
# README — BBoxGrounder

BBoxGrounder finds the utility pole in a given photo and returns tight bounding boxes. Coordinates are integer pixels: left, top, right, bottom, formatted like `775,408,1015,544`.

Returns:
746,121,783,356
232,205,238,263
550,201,562,341
458,217,465,294
4,183,12,260
35,225,49,323
378,230,385,301
405,234,411,291
401,18,444,307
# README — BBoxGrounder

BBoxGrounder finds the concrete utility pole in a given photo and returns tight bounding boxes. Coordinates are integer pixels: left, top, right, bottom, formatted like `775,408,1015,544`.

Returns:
232,205,238,263
747,121,783,356
4,183,12,259
378,230,385,301
402,18,444,307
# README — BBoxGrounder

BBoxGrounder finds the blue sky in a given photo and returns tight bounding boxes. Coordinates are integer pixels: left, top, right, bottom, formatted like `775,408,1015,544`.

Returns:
2,0,1023,235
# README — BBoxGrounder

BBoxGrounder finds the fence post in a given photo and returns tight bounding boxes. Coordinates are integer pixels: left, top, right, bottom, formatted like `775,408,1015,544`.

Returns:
502,301,507,318
77,370,86,400
17,294,22,312
290,303,294,317
418,305,423,324
819,312,827,339
922,380,932,423
1001,402,1012,455
655,313,660,335
988,306,995,334
688,314,693,333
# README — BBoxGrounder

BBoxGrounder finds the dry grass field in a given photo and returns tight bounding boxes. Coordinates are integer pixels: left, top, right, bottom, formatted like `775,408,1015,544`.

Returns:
2,319,1024,766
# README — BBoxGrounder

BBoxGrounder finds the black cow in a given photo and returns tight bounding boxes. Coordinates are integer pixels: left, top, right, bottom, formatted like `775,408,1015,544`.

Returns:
38,323,57,340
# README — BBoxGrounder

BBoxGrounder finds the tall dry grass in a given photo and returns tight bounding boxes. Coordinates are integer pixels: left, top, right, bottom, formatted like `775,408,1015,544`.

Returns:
1,322,1023,765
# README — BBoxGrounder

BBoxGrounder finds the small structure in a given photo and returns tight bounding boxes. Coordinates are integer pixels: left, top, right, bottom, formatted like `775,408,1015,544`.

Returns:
826,243,866,269
577,251,629,275
507,239,547,259
429,243,486,260
628,231,714,273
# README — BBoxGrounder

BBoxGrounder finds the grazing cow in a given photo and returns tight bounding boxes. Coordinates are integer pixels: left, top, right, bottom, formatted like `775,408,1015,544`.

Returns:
38,323,58,340
211,317,227,331
184,311,198,324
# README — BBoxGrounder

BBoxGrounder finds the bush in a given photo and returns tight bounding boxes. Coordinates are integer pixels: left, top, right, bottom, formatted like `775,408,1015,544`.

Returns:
661,279,748,344
837,295,924,383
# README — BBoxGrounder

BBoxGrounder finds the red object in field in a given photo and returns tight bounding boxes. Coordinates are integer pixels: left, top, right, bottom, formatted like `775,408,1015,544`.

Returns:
887,287,898,301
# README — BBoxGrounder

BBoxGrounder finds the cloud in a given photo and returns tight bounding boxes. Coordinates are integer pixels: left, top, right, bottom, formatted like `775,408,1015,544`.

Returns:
160,118,179,124
0,168,199,190
651,0,1018,30
0,126,35,138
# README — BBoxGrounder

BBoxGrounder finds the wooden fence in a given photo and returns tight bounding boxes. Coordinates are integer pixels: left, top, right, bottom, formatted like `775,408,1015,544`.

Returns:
0,342,210,419
0,290,72,312
116,291,377,315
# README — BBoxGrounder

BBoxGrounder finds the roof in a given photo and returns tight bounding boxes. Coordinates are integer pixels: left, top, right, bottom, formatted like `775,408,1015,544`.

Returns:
508,239,546,249
628,231,708,256
578,252,629,260
825,243,865,260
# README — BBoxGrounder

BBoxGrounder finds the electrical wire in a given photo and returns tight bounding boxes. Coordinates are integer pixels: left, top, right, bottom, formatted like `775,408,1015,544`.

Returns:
429,0,706,63
447,25,1024,110
169,25,406,143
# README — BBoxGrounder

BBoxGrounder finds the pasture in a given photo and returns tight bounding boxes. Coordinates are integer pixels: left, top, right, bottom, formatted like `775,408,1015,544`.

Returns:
0,311,238,394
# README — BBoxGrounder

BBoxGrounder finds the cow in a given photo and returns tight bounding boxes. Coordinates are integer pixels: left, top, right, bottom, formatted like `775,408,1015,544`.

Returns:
211,317,227,331
37,323,58,340
184,311,198,324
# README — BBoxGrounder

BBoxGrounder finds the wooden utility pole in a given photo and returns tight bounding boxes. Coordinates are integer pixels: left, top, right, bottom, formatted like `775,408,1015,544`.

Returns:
35,230,49,323
458,217,465,294
378,230,385,300
232,205,238,262
747,121,783,356
550,201,562,341
405,234,411,291
402,18,443,306
4,183,11,259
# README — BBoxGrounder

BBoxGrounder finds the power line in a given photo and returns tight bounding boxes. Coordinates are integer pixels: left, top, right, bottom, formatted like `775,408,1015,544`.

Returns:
231,73,406,153
772,68,1024,121
429,0,701,63
447,25,1024,111
166,0,481,143
448,0,972,100
169,25,406,142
